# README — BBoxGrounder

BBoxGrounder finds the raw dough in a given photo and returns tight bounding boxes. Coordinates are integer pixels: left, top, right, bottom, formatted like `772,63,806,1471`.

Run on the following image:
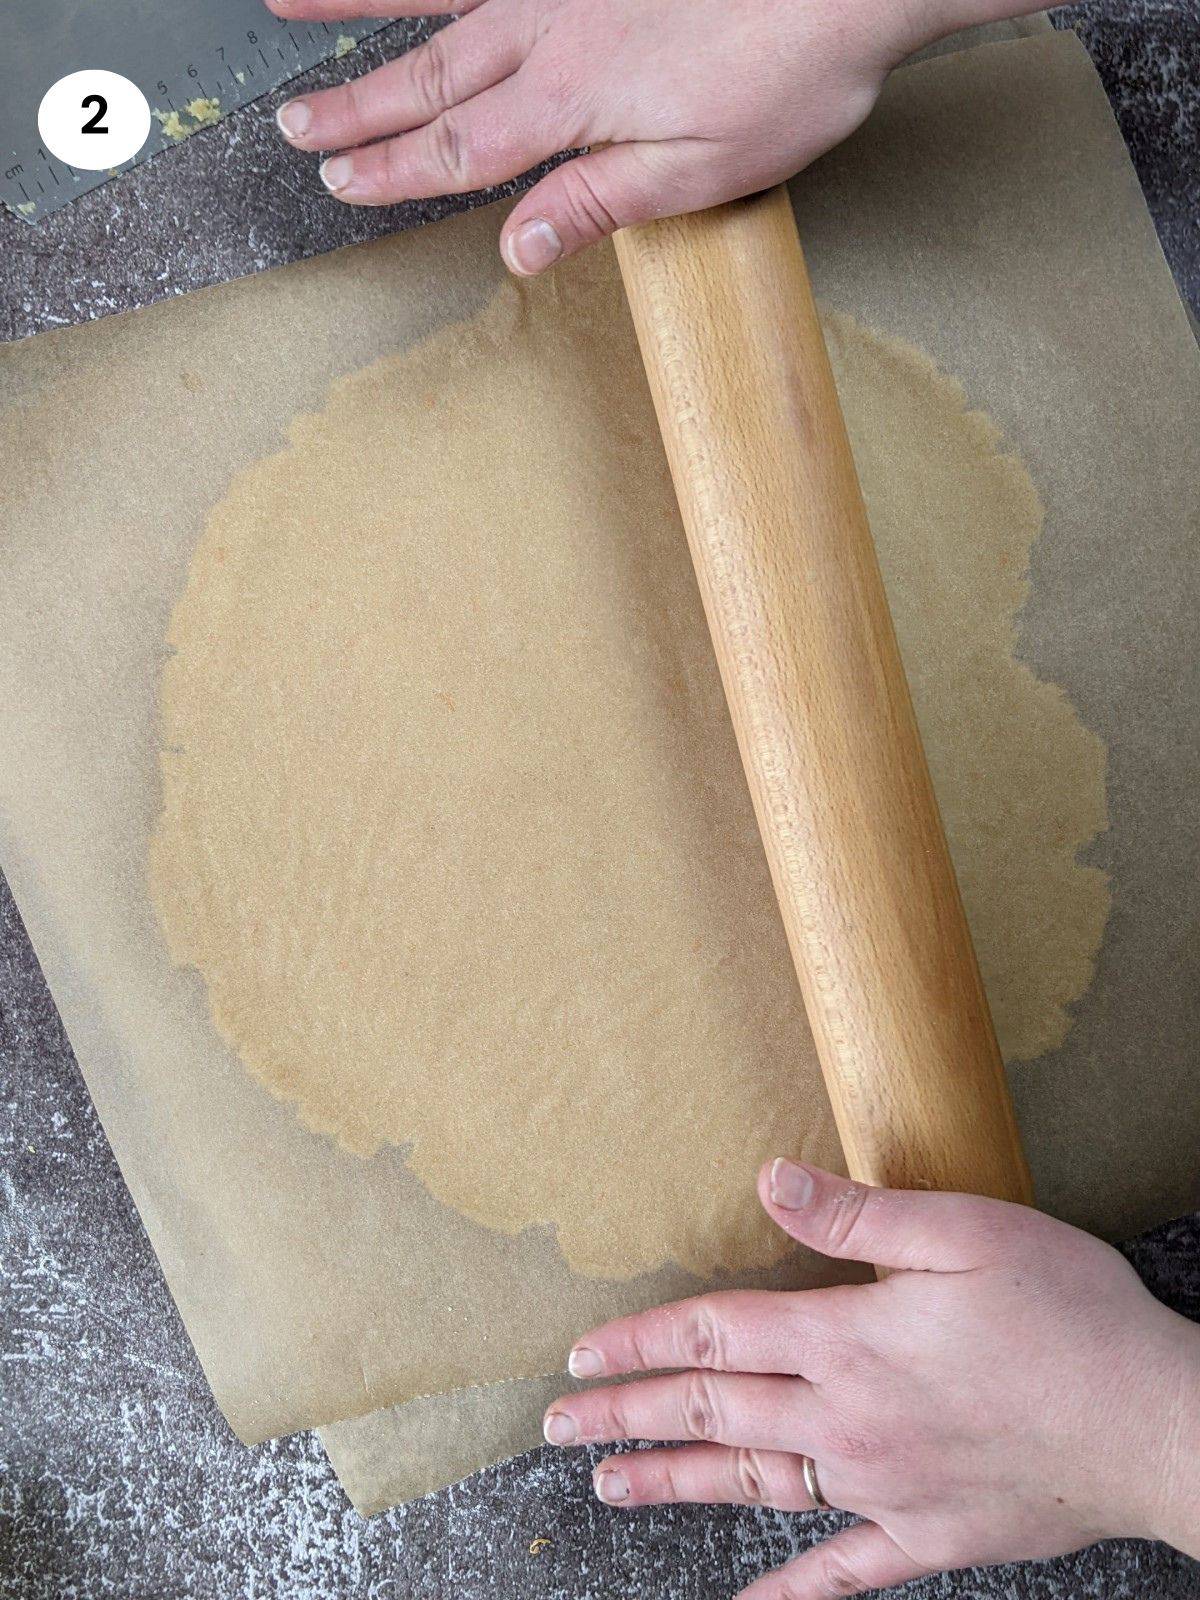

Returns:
822,312,1110,1060
150,246,1108,1281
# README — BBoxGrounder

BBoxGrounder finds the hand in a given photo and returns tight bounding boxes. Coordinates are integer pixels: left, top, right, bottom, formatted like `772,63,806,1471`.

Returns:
264,0,945,274
542,1160,1200,1598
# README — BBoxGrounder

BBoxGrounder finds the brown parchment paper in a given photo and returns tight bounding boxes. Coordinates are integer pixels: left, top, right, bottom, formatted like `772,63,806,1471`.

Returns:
316,29,1200,1514
0,203,860,1445
1,31,1197,1449
322,1376,596,1517
907,8,1053,61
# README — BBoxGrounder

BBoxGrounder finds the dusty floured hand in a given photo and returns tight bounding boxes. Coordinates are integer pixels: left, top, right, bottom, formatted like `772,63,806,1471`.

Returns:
265,0,949,273
542,1161,1200,1597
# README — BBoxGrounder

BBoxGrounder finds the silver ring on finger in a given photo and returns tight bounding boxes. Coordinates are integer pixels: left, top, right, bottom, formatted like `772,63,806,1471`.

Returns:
801,1454,830,1511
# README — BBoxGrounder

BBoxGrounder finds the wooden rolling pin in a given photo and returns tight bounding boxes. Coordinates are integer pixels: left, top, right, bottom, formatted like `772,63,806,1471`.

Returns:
614,185,1032,1205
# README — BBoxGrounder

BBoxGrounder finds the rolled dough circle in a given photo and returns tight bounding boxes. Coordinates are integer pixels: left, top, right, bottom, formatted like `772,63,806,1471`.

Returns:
150,252,1108,1281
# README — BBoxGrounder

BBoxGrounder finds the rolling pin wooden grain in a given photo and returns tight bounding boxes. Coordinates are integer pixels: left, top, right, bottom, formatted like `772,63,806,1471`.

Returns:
614,184,1032,1205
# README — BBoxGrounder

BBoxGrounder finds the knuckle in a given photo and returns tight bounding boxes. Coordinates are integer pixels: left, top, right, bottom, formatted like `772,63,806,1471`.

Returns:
822,1183,873,1255
427,113,470,187
682,1302,726,1370
580,1405,605,1444
786,1299,849,1382
557,162,620,241
815,1546,869,1598
769,1574,811,1600
650,1453,687,1503
601,1391,632,1442
341,75,373,136
411,31,453,117
822,1414,885,1467
954,1194,1019,1253
730,1447,775,1506
535,58,586,137
811,1324,856,1386
625,1322,657,1373
681,1371,723,1442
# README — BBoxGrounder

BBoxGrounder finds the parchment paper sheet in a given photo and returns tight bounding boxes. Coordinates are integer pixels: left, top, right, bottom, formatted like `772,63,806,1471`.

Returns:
907,8,1052,60
0,204,864,1444
1,31,1197,1450
1,111,856,1449
315,29,1200,1514
322,1376,595,1517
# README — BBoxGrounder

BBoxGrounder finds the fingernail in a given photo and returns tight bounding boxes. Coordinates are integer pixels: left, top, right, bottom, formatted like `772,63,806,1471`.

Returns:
567,1346,603,1380
594,1468,630,1505
543,1411,577,1446
770,1157,814,1210
276,100,312,141
505,219,563,276
320,155,355,195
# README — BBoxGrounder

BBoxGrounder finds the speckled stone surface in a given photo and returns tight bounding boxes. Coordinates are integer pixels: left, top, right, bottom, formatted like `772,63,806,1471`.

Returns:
0,16,562,345
1058,1,1200,316
1,5,1198,1597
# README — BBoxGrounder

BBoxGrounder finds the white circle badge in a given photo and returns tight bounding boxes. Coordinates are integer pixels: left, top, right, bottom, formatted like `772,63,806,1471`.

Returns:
38,70,151,171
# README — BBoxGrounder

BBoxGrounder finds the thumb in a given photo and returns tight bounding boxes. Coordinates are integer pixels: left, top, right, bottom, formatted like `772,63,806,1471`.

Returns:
738,1521,932,1600
500,143,688,276
758,1158,1024,1274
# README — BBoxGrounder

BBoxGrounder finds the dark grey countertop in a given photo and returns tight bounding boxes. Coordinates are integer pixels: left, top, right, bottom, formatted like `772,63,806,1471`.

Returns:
2,5,1198,1597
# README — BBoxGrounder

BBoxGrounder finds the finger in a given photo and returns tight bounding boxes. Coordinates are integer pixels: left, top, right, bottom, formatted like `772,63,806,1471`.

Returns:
759,1159,1027,1274
736,1522,931,1600
592,1444,818,1512
567,1288,843,1383
277,12,524,152
319,73,554,205
501,141,711,275
543,1371,820,1453
263,0,480,20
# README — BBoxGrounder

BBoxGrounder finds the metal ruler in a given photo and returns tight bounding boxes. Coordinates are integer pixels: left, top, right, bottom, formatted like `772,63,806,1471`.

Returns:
0,0,388,223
